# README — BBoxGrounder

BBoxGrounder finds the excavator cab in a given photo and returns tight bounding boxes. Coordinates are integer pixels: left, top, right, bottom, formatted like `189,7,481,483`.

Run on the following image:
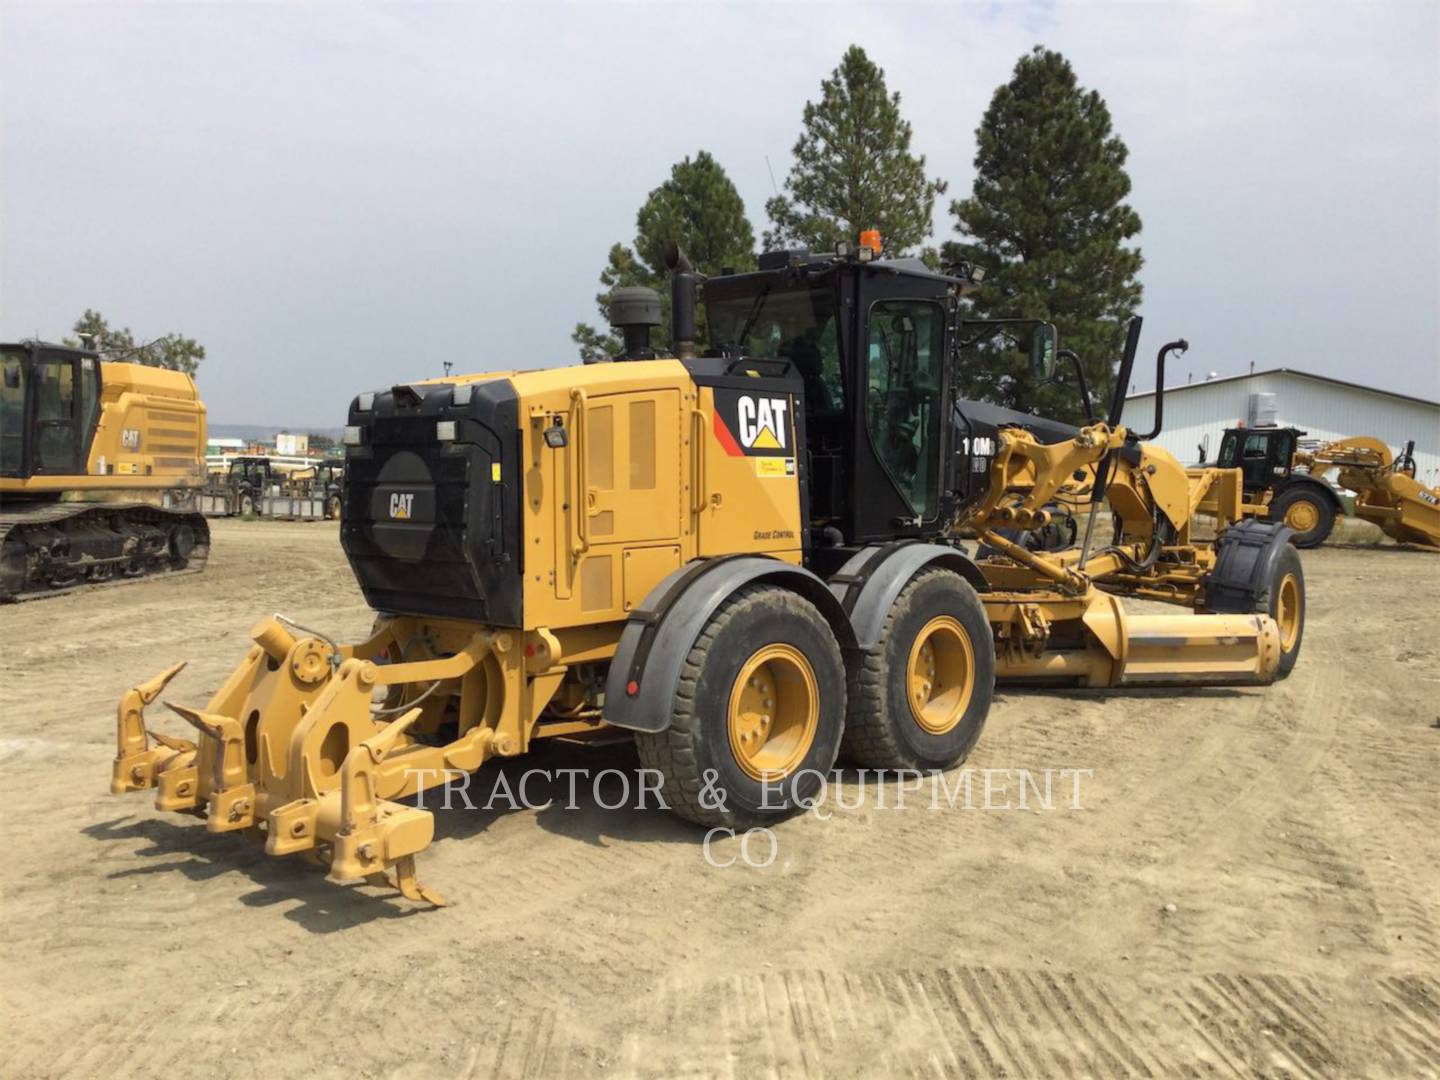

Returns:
0,342,103,485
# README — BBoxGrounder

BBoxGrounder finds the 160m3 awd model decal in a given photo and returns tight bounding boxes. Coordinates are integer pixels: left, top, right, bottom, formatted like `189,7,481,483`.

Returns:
712,388,794,457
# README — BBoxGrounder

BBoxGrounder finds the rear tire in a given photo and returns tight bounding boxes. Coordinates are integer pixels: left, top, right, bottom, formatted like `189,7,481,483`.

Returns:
843,568,994,772
1255,543,1305,679
1269,487,1334,548
635,585,846,828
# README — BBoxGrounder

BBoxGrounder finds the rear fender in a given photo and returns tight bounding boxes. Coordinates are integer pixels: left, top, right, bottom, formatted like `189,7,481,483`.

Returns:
602,556,856,733
829,542,988,651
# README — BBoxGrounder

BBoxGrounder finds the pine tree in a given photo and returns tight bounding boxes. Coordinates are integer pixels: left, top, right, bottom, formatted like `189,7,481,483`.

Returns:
765,45,946,256
63,309,206,375
946,46,1142,423
572,152,755,361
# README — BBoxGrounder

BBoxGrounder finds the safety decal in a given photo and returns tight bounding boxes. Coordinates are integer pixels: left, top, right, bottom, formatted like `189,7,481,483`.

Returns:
755,457,796,478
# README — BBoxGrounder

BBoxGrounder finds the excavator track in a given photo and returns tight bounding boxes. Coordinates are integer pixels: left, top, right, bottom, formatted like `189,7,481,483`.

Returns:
0,502,210,603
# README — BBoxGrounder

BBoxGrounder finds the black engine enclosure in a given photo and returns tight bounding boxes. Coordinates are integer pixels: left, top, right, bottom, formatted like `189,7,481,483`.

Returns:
341,379,522,625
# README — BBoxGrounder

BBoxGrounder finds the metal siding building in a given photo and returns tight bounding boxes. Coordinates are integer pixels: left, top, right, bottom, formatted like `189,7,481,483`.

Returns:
1124,369,1440,487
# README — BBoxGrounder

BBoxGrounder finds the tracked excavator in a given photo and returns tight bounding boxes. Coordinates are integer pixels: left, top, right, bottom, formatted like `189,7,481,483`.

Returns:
109,236,1303,904
1,340,209,600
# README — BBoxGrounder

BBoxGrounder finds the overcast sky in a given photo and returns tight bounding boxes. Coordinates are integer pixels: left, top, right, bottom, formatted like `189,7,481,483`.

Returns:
2,1,1437,427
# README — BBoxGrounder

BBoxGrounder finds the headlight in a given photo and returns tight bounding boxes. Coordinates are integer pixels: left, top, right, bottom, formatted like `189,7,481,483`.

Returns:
342,425,364,446
436,421,457,441
356,392,375,412
452,384,473,407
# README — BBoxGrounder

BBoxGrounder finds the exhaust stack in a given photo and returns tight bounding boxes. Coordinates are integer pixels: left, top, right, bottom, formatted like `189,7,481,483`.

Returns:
663,241,698,360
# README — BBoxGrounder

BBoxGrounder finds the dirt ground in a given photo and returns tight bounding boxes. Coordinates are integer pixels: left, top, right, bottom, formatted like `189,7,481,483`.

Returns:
2,518,1437,1078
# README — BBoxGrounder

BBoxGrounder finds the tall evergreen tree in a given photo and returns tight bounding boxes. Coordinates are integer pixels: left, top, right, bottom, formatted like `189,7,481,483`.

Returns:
765,45,946,256
573,152,755,361
63,309,206,375
946,46,1142,422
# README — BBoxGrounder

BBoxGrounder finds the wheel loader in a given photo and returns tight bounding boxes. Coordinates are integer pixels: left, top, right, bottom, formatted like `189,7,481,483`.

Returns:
109,236,1303,904
1195,425,1439,548
1,340,209,600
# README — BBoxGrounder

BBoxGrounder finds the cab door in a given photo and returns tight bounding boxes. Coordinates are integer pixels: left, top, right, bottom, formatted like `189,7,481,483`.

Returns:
31,351,82,475
861,297,948,528
1232,432,1274,491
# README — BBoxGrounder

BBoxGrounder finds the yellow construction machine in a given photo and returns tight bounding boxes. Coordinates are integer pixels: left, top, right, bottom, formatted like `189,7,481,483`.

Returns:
1,340,209,600
109,240,1303,904
1297,437,1438,549
1195,425,1438,549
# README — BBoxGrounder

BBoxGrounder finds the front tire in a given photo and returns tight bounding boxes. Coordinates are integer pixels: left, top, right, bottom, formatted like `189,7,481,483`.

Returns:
843,568,995,772
1270,487,1334,548
635,585,846,828
1255,543,1305,679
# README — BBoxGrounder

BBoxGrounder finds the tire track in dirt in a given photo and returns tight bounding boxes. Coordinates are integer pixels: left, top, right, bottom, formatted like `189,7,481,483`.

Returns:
1371,975,1440,1077
1318,756,1440,968
23,977,577,1080
622,965,1173,1077
1171,972,1341,1078
615,964,1437,1078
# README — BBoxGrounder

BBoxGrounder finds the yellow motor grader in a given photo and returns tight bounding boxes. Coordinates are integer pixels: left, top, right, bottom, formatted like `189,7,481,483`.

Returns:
109,241,1303,904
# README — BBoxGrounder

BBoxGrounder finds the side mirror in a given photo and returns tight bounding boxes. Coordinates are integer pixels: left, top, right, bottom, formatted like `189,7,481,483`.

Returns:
3,366,19,390
1029,323,1058,379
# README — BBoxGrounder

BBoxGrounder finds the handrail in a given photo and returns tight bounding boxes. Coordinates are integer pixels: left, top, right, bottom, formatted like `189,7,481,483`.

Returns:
690,408,707,514
569,388,589,556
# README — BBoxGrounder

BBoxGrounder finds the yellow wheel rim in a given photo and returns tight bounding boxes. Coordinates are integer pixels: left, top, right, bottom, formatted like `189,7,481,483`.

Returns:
1276,573,1302,652
906,616,976,735
727,644,819,781
1284,500,1319,533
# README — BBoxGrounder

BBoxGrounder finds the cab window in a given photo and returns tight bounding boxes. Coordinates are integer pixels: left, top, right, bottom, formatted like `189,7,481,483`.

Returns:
1272,430,1294,464
865,299,945,518
1217,433,1240,467
1,354,25,475
707,285,845,416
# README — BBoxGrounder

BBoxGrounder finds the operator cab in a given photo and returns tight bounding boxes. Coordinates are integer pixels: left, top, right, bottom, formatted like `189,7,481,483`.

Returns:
225,456,277,493
1213,426,1303,493
676,245,1064,557
0,341,103,485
